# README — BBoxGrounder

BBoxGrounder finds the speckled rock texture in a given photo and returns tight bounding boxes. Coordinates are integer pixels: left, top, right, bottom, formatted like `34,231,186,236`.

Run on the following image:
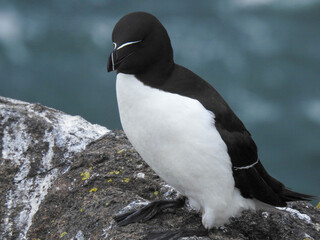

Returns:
0,96,109,239
1,96,319,240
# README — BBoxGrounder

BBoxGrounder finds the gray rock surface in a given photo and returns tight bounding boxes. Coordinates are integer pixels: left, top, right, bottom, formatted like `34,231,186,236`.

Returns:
0,97,109,239
0,96,319,240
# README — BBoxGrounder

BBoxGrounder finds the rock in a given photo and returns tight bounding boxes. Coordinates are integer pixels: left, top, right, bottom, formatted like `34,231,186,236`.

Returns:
0,97,109,239
0,96,319,240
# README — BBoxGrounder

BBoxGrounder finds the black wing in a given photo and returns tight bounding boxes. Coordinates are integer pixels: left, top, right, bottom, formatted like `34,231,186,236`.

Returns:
143,64,313,205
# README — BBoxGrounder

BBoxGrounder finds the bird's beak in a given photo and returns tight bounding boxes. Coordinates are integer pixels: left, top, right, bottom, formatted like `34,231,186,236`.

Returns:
107,40,142,72
107,49,117,72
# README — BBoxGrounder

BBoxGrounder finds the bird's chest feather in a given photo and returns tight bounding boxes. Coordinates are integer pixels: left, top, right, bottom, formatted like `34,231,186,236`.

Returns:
116,73,232,195
116,73,220,152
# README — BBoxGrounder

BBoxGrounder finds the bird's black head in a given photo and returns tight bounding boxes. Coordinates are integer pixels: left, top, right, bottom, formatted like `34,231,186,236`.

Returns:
107,12,174,76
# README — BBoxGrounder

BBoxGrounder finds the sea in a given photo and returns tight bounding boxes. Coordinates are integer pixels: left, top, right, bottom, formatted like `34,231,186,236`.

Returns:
0,0,319,203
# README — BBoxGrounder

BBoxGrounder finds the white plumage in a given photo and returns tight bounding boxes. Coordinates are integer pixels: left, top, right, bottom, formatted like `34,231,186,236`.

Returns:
116,73,256,228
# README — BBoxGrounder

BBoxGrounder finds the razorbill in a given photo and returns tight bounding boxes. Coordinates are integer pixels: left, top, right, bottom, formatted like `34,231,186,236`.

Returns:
107,12,313,230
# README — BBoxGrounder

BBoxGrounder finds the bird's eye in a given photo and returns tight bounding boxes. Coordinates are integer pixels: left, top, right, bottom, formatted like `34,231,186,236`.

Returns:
113,42,117,49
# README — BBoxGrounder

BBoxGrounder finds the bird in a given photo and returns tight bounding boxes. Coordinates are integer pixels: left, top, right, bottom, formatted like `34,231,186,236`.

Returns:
107,11,313,232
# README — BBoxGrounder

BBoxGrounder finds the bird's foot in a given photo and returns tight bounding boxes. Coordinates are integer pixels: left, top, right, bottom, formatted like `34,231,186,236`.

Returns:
114,197,185,226
145,228,209,240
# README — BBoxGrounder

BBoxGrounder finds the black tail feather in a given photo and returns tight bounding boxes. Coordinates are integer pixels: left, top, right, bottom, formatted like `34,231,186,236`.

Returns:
252,162,316,206
281,188,315,202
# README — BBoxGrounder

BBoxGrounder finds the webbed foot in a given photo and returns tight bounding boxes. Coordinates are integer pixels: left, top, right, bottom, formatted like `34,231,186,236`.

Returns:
114,198,185,226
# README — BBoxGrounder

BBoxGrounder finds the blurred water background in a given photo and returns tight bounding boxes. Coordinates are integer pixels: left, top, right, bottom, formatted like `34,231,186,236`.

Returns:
0,0,319,202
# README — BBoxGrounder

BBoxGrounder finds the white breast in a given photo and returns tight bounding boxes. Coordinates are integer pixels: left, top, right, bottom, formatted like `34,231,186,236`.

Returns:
116,73,255,228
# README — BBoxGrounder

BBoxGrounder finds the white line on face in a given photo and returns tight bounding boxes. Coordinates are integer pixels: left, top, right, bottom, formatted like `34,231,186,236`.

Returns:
110,40,141,71
111,50,115,71
116,40,142,50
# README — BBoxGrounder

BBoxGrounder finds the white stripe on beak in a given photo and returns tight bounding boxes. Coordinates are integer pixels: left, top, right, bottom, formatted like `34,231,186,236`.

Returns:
111,51,115,71
117,40,142,50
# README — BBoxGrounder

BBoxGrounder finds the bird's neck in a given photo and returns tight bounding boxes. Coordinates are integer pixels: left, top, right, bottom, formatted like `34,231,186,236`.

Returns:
135,59,175,87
